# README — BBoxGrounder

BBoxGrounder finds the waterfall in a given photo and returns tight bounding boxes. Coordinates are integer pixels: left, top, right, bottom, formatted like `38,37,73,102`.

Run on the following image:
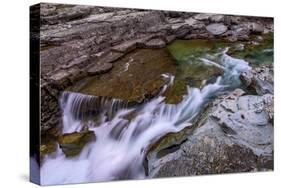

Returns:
41,49,251,185
60,92,129,133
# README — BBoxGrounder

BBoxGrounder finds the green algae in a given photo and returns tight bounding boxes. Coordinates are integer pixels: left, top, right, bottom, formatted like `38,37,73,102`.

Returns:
167,39,214,62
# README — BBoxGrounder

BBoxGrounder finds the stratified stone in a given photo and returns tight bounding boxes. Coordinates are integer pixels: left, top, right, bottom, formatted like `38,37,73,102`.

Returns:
111,40,137,53
144,38,166,48
97,51,124,64
193,13,215,21
41,5,92,24
87,62,113,76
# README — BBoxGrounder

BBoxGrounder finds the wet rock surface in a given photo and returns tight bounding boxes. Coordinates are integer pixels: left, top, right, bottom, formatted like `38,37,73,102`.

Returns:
58,131,95,157
38,3,273,134
240,64,273,95
73,48,176,103
148,88,273,177
36,4,274,177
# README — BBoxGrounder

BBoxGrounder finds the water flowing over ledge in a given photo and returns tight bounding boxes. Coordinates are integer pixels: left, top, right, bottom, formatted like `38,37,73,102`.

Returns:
41,49,251,185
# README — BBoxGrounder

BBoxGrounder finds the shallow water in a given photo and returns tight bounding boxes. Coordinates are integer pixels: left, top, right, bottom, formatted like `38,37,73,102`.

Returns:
41,49,254,185
73,48,176,103
41,35,273,185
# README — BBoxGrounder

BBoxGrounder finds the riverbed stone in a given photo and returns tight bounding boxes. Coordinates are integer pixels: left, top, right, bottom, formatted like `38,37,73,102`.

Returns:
206,23,228,35
37,3,273,138
249,22,264,34
240,65,273,95
58,131,96,157
209,14,225,23
76,48,176,103
148,89,273,177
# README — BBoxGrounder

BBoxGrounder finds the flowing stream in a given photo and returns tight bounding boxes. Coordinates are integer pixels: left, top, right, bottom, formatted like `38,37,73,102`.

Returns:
41,49,251,185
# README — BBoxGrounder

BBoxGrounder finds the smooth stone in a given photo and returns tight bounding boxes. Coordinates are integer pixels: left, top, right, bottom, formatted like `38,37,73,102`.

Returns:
58,131,95,157
206,23,228,35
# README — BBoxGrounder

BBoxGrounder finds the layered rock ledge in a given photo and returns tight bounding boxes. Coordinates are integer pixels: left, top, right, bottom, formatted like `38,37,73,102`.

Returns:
146,64,274,177
36,4,273,156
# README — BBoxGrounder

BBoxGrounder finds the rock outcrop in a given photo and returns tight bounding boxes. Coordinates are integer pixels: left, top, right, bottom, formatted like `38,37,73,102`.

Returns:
147,88,273,177
240,64,274,96
34,3,274,178
37,3,273,139
147,64,274,177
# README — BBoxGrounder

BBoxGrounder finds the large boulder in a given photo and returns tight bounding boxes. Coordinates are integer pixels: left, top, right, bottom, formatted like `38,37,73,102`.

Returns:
206,23,228,35
240,65,273,95
147,89,273,177
87,62,113,76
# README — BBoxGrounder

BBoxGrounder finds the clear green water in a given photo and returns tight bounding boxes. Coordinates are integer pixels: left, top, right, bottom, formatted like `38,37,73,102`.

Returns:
71,33,273,104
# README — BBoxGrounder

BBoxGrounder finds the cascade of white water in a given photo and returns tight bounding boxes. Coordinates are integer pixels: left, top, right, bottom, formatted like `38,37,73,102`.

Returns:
41,50,251,185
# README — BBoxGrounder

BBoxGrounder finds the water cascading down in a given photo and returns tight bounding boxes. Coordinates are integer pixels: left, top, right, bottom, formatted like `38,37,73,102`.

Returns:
41,49,251,185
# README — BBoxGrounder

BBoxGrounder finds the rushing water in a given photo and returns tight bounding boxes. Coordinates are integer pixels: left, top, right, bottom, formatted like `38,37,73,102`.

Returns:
41,49,251,185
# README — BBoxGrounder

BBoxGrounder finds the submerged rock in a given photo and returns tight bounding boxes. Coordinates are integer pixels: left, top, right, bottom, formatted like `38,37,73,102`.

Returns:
73,48,176,103
58,131,95,157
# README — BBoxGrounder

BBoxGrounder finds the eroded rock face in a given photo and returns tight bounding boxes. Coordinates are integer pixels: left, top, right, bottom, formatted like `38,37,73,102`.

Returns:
38,3,273,136
152,137,261,177
144,38,166,48
36,4,274,179
240,64,273,95
75,48,177,103
148,89,273,177
210,90,273,155
58,131,95,157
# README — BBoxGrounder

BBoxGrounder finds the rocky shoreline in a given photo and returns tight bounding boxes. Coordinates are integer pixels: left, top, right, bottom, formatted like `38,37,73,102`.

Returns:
38,3,273,133
147,77,273,177
36,3,274,179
